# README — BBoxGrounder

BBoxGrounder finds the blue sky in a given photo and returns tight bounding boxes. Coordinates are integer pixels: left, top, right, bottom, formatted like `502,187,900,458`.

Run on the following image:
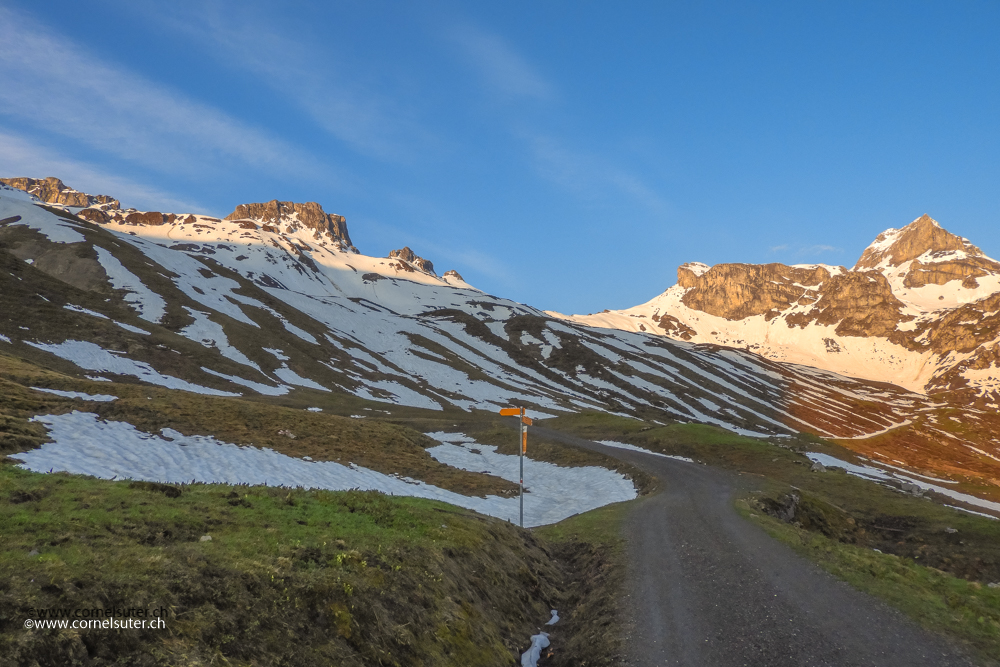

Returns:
1,1,998,314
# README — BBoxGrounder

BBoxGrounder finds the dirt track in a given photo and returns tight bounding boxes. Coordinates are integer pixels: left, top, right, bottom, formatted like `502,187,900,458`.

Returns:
535,427,979,667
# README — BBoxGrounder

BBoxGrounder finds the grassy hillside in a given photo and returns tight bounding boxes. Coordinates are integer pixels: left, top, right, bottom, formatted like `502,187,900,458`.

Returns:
0,462,631,666
0,352,633,665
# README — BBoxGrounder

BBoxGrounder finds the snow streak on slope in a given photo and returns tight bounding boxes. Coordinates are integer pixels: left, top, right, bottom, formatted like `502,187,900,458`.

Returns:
93,246,167,323
25,340,239,396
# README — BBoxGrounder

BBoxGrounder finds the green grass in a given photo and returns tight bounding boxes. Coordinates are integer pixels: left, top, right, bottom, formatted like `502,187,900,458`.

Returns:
0,464,580,666
0,352,518,498
0,352,639,665
535,501,631,550
738,500,1000,664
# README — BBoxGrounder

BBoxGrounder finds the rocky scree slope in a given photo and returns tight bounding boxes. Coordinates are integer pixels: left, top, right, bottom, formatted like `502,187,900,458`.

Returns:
2,180,999,498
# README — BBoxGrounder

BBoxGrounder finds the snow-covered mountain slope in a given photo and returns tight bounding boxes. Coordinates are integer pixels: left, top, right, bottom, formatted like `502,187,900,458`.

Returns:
556,215,1000,407
3,184,1000,496
0,185,929,435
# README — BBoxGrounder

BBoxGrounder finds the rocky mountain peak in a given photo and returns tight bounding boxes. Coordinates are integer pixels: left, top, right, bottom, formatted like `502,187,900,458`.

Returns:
225,200,354,249
855,214,982,270
388,247,436,275
0,176,120,210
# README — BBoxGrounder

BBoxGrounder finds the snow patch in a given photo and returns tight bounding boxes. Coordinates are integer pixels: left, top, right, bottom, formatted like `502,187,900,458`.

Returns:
30,387,117,402
273,365,329,391
93,247,167,323
425,432,637,525
597,440,695,462
200,367,290,396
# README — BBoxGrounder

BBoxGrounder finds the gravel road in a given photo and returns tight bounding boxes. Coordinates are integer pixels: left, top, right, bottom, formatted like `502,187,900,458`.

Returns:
534,427,980,667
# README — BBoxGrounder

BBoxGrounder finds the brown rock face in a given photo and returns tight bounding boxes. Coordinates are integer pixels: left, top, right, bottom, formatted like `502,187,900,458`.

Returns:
679,263,834,320
125,211,168,226
443,269,464,282
0,177,120,209
76,208,110,224
679,261,907,337
225,200,353,247
855,214,981,269
903,256,1000,288
807,271,908,337
388,247,436,275
923,291,1000,355
651,313,696,340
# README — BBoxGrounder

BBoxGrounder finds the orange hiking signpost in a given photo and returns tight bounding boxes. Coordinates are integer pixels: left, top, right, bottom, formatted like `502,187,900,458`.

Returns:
499,407,531,526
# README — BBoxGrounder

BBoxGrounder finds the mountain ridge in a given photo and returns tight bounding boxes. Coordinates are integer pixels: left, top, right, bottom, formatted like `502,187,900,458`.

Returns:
558,215,1000,406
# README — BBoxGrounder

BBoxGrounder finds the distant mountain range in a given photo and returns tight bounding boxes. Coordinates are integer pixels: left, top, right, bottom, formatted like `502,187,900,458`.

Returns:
2,177,998,500
557,214,1000,407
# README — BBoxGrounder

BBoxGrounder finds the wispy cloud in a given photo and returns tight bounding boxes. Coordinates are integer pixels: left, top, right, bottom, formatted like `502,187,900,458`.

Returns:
132,2,432,163
769,244,790,252
0,6,322,180
0,132,207,213
528,134,669,214
449,23,554,101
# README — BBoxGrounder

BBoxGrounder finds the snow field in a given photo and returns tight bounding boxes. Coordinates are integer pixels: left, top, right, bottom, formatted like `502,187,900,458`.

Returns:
425,432,637,525
596,440,695,462
13,414,637,528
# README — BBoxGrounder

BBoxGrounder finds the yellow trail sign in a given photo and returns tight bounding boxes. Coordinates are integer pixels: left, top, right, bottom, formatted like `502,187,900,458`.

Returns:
499,406,530,526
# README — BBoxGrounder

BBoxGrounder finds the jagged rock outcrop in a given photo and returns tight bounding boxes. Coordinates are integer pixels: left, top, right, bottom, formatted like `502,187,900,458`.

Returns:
676,261,908,337
921,291,1000,355
0,177,119,210
650,312,697,339
388,247,435,275
802,271,909,337
225,200,354,248
443,269,464,282
679,263,836,320
903,256,1000,289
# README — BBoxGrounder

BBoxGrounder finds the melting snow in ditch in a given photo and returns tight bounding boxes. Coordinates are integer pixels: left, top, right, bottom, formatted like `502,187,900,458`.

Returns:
12,413,636,527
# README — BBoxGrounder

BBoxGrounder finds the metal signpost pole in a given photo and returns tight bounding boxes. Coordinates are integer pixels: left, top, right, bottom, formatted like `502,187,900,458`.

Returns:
498,407,531,528
519,421,525,527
